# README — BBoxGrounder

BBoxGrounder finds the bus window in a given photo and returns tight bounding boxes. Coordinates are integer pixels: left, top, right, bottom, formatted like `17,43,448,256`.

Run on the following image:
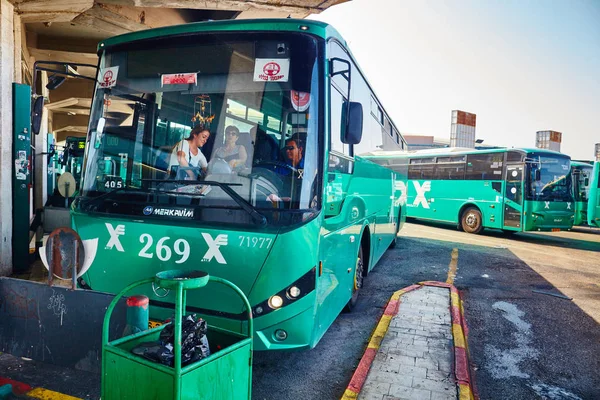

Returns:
435,156,466,180
465,153,503,180
408,158,435,180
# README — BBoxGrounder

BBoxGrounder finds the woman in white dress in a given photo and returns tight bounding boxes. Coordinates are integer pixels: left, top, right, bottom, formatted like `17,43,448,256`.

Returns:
169,125,210,179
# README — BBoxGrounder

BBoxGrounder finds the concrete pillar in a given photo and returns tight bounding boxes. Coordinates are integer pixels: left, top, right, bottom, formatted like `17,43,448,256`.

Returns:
0,0,15,276
13,14,21,84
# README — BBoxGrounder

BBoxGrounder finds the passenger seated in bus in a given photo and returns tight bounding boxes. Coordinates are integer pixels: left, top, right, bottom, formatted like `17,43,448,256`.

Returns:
249,125,279,165
213,125,247,171
168,124,210,180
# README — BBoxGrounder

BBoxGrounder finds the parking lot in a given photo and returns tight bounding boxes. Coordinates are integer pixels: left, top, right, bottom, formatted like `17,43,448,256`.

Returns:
253,221,600,399
1,221,599,399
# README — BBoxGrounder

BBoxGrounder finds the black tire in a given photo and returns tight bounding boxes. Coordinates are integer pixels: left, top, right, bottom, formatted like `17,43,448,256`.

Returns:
461,207,483,234
389,211,401,249
344,245,365,312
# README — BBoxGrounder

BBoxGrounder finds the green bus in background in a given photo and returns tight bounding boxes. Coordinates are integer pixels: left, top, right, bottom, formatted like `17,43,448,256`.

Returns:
570,160,594,226
587,162,600,228
365,147,574,234
68,19,406,350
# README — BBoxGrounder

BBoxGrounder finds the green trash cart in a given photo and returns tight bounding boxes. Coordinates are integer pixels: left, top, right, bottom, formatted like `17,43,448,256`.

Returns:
102,270,253,400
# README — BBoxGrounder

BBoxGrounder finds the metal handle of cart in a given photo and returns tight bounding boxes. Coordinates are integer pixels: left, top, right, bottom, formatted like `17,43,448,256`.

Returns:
102,271,253,400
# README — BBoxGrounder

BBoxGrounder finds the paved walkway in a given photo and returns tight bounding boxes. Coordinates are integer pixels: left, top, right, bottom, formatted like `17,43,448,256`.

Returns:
342,283,473,400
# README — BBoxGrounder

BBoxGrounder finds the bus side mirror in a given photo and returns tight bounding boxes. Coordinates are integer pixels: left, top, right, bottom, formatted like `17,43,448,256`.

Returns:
31,96,44,135
584,177,590,187
343,101,363,145
535,169,541,181
46,74,67,90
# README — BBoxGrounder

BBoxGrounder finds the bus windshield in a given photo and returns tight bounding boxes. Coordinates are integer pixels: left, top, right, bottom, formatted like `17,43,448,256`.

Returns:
80,32,322,227
528,155,572,202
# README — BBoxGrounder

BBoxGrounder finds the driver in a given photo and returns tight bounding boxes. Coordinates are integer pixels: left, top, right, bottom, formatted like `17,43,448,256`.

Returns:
169,125,210,179
272,135,304,175
267,134,306,205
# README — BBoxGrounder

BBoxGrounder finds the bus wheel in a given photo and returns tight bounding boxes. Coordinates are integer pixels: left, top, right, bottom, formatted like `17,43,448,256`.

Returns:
344,246,365,312
461,207,483,234
389,212,401,248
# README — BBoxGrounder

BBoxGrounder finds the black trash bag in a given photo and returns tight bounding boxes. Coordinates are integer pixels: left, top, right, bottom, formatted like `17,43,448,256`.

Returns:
134,314,210,367
131,341,174,366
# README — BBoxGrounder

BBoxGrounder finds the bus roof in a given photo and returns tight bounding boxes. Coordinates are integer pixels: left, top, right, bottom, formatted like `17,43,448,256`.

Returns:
98,18,343,52
363,147,571,159
571,160,593,168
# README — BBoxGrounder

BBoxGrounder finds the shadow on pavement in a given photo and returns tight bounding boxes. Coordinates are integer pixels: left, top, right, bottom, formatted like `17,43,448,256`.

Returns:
407,219,600,252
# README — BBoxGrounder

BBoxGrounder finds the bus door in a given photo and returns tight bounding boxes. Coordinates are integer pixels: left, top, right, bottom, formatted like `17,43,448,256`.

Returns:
503,164,524,230
317,42,358,332
588,162,600,227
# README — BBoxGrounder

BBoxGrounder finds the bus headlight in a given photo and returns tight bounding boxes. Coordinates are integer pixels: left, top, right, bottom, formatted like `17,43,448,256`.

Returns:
287,286,301,299
268,295,283,309
252,267,316,317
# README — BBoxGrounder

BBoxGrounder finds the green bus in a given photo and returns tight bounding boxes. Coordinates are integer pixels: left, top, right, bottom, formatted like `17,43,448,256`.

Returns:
63,136,86,186
570,160,594,226
588,161,600,228
66,19,406,350
365,147,575,234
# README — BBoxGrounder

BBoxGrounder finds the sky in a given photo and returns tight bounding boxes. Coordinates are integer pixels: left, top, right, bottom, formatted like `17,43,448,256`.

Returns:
308,0,600,160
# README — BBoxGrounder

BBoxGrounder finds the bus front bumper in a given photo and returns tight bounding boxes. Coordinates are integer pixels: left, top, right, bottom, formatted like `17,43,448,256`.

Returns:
251,291,316,351
526,211,574,231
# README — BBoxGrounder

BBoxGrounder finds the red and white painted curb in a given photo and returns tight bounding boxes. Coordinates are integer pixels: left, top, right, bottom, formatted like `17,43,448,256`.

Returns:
341,282,476,400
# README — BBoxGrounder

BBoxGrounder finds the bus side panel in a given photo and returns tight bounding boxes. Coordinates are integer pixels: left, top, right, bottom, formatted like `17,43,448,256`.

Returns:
314,159,399,345
354,159,400,267
405,179,504,229
588,162,600,227
317,197,365,344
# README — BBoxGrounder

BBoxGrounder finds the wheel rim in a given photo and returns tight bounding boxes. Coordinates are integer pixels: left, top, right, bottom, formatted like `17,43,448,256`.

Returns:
465,213,478,228
354,255,364,290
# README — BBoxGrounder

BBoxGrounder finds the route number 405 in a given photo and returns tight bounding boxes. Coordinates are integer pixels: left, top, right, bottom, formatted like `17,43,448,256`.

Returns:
104,179,123,189
138,234,190,264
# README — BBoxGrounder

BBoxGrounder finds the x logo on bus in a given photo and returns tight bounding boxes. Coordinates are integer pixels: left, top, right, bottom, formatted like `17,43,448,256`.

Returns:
105,223,125,252
201,233,228,264
413,181,431,209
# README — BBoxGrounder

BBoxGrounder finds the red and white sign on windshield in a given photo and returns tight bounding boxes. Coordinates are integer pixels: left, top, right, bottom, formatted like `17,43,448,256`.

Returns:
253,58,290,82
98,66,119,89
291,90,311,112
161,73,198,86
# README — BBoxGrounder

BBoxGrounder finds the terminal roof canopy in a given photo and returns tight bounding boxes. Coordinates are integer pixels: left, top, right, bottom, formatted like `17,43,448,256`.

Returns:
14,0,348,142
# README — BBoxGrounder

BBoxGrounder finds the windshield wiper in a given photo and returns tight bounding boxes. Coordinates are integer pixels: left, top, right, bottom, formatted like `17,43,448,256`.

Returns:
141,179,267,226
80,187,136,207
